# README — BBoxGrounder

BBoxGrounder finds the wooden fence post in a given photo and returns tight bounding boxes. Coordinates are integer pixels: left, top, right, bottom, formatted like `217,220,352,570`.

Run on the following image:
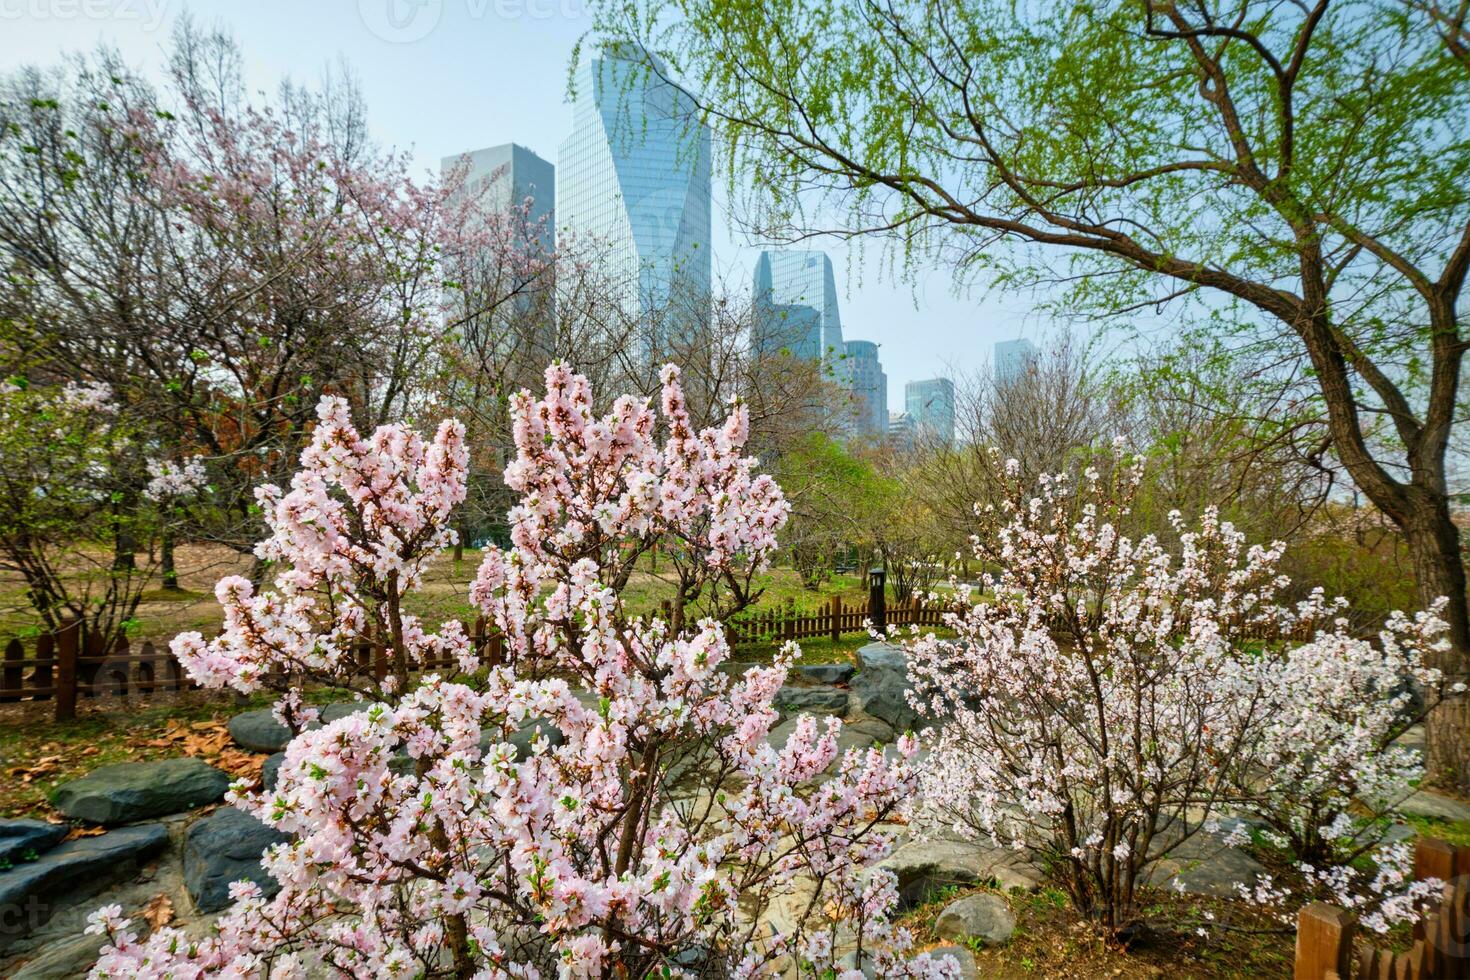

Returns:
869,568,886,633
830,596,841,644
54,620,80,722
2,638,21,702
1295,903,1355,980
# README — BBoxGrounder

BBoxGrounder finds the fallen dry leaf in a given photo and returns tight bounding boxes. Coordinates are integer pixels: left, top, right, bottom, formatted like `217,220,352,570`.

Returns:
140,893,174,930
64,826,107,840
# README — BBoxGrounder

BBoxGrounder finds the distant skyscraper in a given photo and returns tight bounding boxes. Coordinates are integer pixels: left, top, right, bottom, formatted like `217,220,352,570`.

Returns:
905,377,956,445
888,411,916,451
440,143,555,253
751,250,845,364
440,143,556,361
843,340,887,438
557,43,711,346
995,339,1039,384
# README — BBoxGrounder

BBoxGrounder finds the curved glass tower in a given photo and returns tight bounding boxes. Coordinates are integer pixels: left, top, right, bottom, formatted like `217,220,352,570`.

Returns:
751,250,845,364
557,43,711,347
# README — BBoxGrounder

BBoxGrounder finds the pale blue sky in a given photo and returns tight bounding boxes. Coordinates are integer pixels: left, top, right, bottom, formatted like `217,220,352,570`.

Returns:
0,0,1054,406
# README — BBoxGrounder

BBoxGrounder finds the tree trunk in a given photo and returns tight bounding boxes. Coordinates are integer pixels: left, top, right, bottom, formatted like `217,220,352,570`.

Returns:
160,531,181,591
1404,496,1470,792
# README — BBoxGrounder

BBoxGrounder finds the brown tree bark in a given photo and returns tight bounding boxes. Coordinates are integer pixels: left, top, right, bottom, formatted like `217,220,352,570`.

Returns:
1404,497,1470,790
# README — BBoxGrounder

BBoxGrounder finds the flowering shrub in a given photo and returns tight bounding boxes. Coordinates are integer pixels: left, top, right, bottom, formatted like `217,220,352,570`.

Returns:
904,451,1453,934
89,366,955,979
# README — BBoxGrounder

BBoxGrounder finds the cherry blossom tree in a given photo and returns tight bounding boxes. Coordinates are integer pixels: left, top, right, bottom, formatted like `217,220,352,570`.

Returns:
903,449,1456,935
87,365,955,979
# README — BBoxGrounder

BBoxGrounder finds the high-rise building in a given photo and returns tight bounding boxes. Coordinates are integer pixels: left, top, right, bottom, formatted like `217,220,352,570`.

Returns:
888,411,916,451
843,340,887,438
751,250,845,364
905,377,956,445
440,143,557,362
557,42,711,347
440,143,555,253
995,338,1039,384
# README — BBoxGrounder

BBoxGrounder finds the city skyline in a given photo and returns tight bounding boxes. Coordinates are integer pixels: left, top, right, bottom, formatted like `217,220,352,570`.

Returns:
0,2,1048,410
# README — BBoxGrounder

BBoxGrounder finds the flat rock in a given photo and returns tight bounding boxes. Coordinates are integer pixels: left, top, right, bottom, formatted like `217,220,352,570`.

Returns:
871,838,1042,909
1146,832,1266,898
53,758,231,825
0,823,169,951
0,821,69,866
184,807,289,913
7,930,107,979
791,663,855,685
1400,789,1470,823
935,893,1015,945
774,686,849,717
767,716,895,768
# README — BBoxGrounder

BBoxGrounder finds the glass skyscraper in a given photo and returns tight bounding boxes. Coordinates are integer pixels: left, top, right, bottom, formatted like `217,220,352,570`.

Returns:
843,340,887,438
995,338,1039,384
440,142,555,253
557,43,711,344
905,377,956,445
751,250,845,364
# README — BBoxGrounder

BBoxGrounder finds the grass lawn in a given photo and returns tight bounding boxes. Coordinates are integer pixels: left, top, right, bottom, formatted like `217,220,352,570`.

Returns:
1,546,882,646
901,883,1294,978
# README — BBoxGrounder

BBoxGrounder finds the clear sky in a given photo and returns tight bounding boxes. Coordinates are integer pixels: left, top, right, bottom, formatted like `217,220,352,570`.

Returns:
0,0,1055,407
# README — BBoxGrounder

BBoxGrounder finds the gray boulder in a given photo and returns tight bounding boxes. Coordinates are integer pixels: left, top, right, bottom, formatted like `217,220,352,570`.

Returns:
850,642,926,732
477,718,566,764
870,838,1042,909
0,821,68,866
935,893,1015,945
184,807,289,913
261,752,285,791
0,823,168,951
767,716,894,771
507,718,565,761
928,945,979,980
227,709,292,753
774,686,850,717
792,663,855,685
53,758,231,825
229,702,364,753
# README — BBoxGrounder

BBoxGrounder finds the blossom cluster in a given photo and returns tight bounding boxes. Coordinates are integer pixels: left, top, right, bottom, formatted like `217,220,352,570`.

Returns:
144,456,209,502
95,367,954,978
903,451,1455,933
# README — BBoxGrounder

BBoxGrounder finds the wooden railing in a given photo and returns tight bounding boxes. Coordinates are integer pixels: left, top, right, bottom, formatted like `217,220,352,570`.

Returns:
1295,837,1470,978
725,595,945,647
0,619,506,722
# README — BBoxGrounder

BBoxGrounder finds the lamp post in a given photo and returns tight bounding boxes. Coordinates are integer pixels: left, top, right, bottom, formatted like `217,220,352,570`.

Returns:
868,566,886,633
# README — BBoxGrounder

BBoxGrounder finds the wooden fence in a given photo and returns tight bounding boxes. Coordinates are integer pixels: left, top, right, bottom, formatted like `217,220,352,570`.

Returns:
726,594,944,647
1295,837,1470,979
0,619,507,723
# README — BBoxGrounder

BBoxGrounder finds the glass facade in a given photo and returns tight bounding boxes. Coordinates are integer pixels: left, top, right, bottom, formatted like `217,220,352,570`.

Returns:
557,43,711,348
995,338,1039,384
440,142,555,253
751,250,845,365
905,377,956,445
843,340,887,438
